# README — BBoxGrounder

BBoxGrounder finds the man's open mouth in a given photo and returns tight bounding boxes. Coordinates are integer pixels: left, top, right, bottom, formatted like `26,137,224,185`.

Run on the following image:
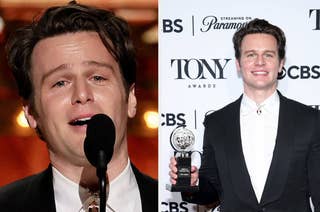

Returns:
69,117,91,126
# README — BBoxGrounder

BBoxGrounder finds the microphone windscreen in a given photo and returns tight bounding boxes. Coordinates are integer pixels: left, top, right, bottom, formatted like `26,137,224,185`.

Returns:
84,114,115,168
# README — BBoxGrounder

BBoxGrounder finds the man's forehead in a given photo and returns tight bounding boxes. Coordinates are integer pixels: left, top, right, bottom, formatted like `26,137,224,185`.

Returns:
241,33,277,43
30,32,118,72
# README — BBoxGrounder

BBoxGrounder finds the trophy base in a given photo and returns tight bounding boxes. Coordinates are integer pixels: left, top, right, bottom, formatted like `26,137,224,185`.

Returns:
166,184,199,192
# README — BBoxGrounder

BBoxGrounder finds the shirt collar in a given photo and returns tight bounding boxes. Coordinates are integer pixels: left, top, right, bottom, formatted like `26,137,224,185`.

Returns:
52,165,88,211
107,159,140,209
241,91,279,116
52,159,136,211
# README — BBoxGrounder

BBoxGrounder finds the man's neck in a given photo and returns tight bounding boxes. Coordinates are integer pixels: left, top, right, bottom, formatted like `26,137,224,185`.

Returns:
243,88,277,105
49,145,129,191
105,143,129,182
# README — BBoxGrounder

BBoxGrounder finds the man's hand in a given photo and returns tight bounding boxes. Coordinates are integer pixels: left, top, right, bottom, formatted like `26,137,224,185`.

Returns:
169,156,199,186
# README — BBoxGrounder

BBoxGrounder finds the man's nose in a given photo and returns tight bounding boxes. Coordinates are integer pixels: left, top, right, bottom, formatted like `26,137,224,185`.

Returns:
71,80,94,105
255,55,266,66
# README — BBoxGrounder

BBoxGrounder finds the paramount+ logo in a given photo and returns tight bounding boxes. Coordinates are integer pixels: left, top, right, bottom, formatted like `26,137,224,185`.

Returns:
278,65,320,80
161,16,251,36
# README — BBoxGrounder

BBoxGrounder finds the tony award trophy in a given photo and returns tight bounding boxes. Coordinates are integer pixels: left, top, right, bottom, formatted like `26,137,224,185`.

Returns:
167,126,199,192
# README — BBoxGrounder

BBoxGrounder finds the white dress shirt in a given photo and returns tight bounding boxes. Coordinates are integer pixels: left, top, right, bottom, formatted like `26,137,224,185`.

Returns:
53,159,142,212
240,91,280,202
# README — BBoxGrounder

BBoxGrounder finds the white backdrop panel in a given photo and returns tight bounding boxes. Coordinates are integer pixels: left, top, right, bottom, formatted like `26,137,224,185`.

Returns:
159,0,320,211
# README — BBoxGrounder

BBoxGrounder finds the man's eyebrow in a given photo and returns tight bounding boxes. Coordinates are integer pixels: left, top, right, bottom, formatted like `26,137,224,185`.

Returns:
40,61,115,84
243,50,277,54
243,50,255,54
82,60,115,72
41,63,71,84
264,50,277,54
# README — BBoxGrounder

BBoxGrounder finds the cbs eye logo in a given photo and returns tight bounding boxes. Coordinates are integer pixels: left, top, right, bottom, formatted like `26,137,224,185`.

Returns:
277,68,286,80
278,65,320,80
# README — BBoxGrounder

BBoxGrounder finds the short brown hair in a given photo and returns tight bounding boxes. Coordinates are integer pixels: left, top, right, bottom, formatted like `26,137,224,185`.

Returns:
233,18,286,60
6,1,136,101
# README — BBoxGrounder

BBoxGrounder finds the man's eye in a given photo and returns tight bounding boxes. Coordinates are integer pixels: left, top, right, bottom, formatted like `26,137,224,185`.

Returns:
92,76,106,82
53,81,67,88
265,53,274,58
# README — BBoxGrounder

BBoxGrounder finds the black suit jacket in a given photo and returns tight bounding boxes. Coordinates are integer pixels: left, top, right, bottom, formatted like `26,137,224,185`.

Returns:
183,92,320,212
0,164,157,212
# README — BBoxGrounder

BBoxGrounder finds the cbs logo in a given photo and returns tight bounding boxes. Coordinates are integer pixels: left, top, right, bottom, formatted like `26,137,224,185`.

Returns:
162,19,183,33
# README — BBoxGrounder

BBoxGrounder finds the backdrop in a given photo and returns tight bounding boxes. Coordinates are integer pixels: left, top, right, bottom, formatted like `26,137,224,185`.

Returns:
159,0,320,211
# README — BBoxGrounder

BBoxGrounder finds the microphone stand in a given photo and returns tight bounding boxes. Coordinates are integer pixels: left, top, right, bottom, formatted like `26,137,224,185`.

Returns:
97,150,108,212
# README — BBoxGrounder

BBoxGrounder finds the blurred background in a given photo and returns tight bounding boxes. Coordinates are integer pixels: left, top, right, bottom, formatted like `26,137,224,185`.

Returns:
0,0,158,185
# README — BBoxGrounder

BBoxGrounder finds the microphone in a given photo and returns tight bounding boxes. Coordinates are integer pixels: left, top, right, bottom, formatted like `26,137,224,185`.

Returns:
84,113,116,170
83,113,115,212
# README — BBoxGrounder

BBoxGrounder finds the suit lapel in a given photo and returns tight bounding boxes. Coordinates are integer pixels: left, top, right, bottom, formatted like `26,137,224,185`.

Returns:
260,93,295,206
37,166,56,211
22,165,56,212
224,96,259,206
131,163,157,212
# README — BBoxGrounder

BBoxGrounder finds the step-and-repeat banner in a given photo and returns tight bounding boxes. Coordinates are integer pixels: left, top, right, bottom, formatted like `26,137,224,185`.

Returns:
159,0,320,211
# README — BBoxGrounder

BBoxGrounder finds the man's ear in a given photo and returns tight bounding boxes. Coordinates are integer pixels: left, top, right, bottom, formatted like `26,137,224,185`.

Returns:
127,84,137,118
23,104,37,129
235,59,241,73
278,58,285,73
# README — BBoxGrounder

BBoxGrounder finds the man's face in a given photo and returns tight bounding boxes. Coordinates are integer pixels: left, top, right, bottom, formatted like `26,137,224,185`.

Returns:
25,32,136,167
236,33,284,96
